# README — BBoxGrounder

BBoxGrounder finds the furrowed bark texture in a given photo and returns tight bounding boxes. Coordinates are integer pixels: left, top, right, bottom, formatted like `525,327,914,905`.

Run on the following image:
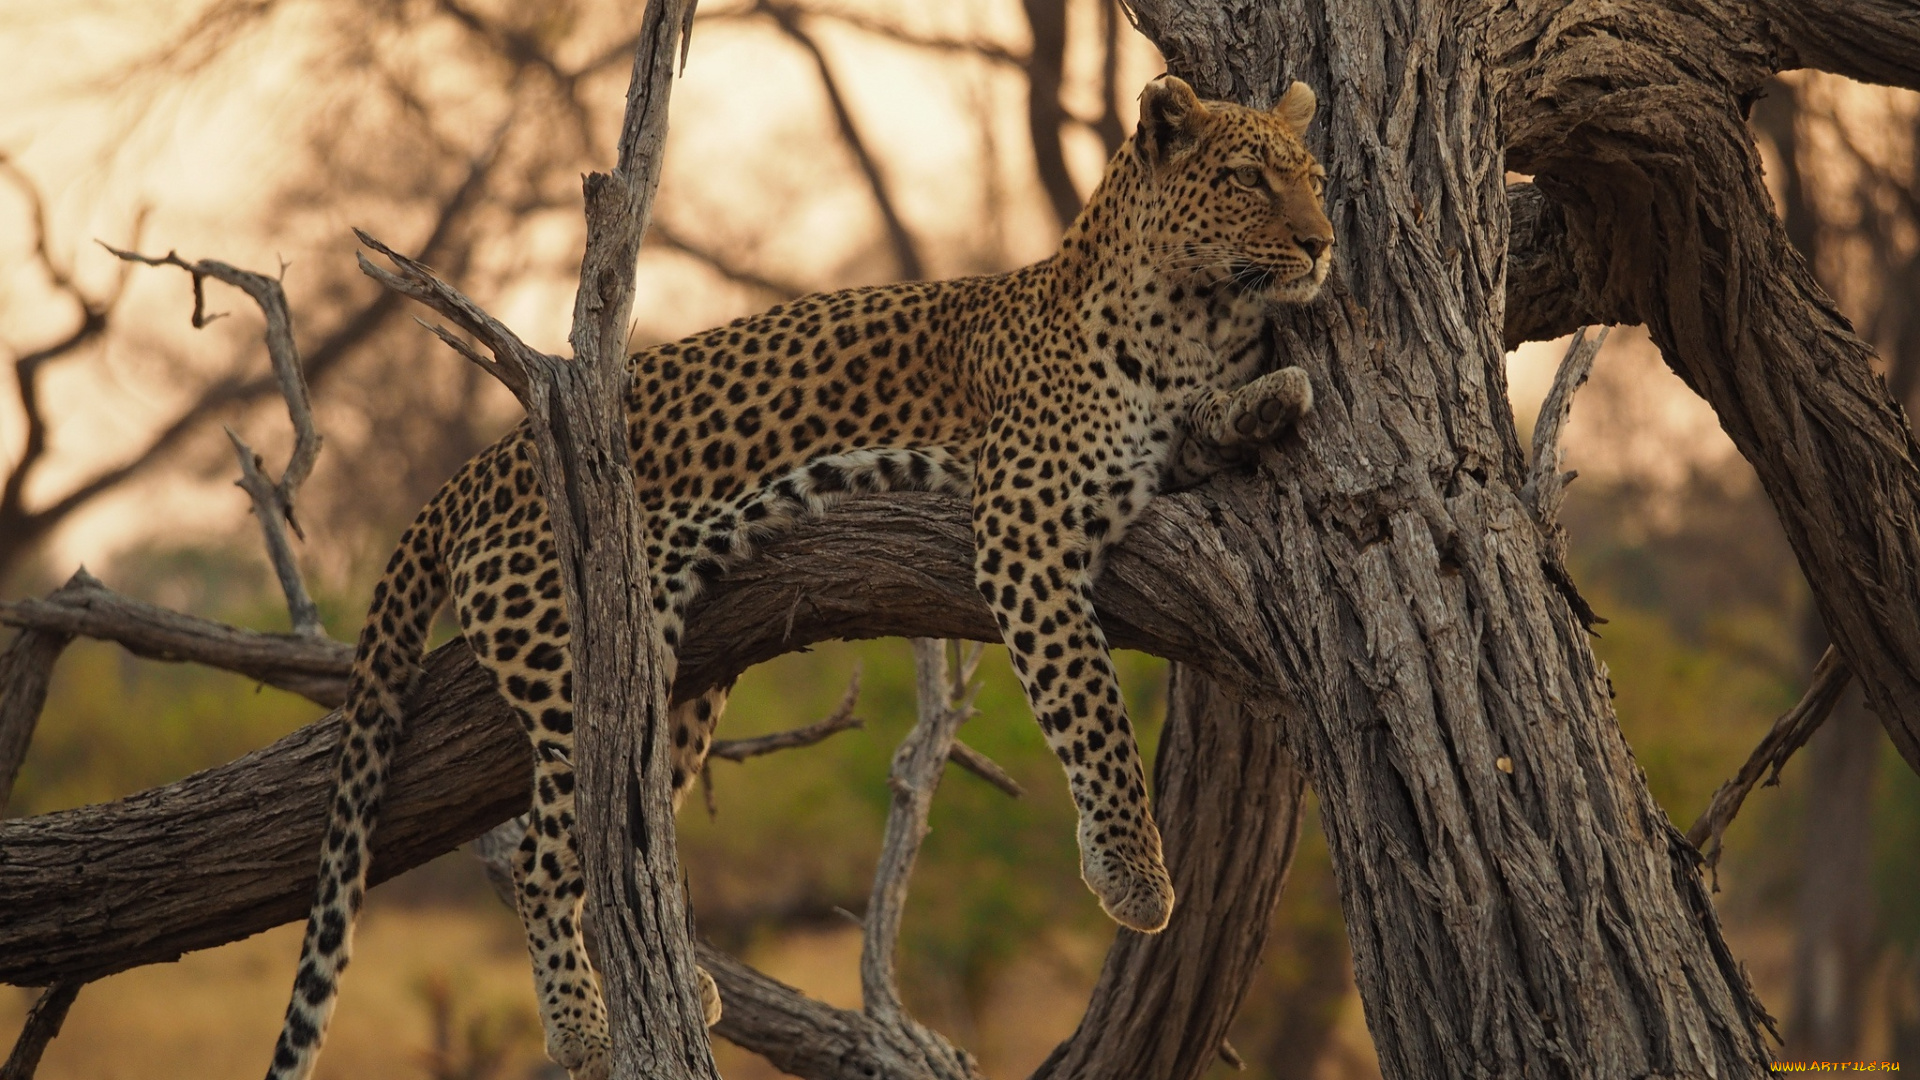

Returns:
1128,0,1773,1074
1032,664,1306,1080
1493,0,1920,776
534,0,716,1074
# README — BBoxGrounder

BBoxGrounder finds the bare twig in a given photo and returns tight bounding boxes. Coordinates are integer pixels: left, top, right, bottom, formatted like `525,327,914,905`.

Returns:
946,739,1023,798
708,669,864,761
756,0,925,280
852,638,985,1076
1686,645,1854,878
0,572,92,812
102,246,328,636
1520,325,1609,630
0,980,82,1080
0,571,352,706
1522,325,1608,551
356,229,543,399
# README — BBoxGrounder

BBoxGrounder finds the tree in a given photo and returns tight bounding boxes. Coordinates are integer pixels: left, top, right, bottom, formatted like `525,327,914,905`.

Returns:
7,0,1920,1078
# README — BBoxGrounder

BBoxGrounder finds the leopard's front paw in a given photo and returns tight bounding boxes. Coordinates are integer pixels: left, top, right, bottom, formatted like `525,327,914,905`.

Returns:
1079,820,1175,933
548,1031,610,1080
1229,366,1314,443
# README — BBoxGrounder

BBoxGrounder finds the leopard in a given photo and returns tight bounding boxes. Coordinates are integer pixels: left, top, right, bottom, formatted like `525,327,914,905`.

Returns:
267,74,1333,1080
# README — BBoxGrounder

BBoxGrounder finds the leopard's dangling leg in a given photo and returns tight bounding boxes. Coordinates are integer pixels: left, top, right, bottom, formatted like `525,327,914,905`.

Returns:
972,412,1175,933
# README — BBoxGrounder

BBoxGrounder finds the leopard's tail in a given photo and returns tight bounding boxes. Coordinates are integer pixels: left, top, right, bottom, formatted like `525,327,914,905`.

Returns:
266,509,447,1080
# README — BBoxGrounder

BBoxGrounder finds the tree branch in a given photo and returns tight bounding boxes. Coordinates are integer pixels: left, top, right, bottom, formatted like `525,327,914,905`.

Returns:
706,669,863,762
0,571,351,707
1497,0,1920,786
1686,645,1854,876
102,246,328,636
0,491,1238,989
0,981,82,1080
0,572,91,811
1748,0,1920,93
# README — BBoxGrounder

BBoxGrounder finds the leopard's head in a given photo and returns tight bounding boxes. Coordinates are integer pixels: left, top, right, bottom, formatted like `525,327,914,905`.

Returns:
1130,75,1333,305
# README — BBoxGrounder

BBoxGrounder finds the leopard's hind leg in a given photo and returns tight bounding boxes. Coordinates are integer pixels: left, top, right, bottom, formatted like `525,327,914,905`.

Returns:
459,544,727,1079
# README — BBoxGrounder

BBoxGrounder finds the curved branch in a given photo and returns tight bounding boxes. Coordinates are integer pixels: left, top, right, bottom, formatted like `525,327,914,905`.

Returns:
1750,0,1920,92
0,491,1254,988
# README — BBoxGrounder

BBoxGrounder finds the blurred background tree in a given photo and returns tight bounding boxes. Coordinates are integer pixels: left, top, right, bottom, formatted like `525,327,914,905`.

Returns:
3,0,1919,1075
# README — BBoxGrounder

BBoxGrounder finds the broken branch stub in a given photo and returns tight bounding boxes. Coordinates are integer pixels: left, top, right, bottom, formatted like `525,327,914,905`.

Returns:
102,245,327,637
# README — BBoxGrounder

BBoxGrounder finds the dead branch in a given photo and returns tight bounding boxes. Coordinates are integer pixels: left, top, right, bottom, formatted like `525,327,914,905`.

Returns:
845,638,985,1077
707,669,863,762
946,739,1023,798
0,572,91,811
1686,645,1855,875
1522,326,1607,545
101,244,328,636
0,133,503,582
0,571,351,707
411,0,719,1073
756,0,925,280
0,981,81,1080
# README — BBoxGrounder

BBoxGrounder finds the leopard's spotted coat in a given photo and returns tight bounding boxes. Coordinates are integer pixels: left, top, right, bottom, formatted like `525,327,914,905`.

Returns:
269,76,1333,1080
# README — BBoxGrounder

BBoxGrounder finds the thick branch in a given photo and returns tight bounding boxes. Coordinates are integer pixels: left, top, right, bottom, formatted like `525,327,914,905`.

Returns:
1499,0,1920,783
0,492,1245,988
1504,183,1615,349
1748,0,1920,92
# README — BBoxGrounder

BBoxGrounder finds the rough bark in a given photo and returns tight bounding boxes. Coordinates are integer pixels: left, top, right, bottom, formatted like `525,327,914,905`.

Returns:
1032,664,1307,1080
1127,0,1776,1074
476,1,718,1074
0,573,90,811
0,639,526,986
1493,0,1920,781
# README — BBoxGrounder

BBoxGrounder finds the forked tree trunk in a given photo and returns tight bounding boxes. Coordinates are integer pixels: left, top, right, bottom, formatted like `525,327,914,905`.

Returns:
1119,2,1776,1074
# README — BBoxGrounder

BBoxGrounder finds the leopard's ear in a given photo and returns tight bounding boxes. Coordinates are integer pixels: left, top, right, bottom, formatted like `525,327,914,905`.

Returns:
1273,81,1318,137
1136,76,1209,168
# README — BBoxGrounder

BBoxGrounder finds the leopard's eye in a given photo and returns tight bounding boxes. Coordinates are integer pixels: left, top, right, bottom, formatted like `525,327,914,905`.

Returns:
1231,165,1264,189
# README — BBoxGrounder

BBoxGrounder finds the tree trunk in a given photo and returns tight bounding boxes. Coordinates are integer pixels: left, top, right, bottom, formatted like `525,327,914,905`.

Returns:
1124,1,1775,1073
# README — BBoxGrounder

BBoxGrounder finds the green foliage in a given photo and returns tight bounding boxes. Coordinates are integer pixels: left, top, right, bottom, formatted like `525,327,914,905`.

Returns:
9,637,324,818
678,638,1168,1005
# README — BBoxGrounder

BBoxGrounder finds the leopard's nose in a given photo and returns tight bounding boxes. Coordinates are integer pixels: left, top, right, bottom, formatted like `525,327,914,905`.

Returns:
1297,235,1330,261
